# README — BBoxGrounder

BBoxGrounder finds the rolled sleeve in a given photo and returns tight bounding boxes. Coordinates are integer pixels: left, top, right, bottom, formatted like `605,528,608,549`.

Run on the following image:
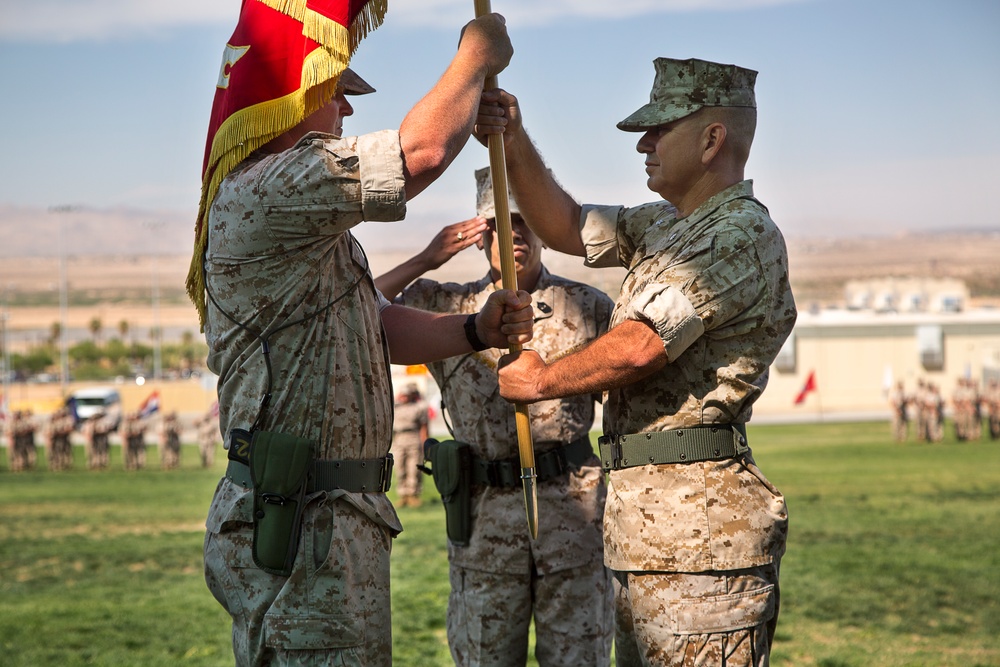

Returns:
356,129,407,223
580,204,625,268
625,284,705,363
375,288,391,312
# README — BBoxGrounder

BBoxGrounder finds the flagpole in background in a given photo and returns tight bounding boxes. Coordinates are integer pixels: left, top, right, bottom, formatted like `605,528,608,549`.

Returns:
48,205,77,397
473,0,539,540
1,285,10,423
143,220,164,381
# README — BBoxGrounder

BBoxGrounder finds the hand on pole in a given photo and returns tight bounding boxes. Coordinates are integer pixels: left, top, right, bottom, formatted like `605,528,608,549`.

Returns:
498,349,546,404
477,290,534,349
458,14,513,78
474,88,522,148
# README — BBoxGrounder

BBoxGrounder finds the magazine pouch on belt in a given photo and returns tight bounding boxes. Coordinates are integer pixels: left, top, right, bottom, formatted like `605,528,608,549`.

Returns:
423,438,472,546
249,430,315,576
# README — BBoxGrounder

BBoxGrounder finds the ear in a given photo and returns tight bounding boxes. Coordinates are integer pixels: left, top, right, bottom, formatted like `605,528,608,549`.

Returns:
701,122,727,165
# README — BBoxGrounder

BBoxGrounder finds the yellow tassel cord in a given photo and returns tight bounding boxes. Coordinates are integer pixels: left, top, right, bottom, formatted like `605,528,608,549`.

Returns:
186,0,387,328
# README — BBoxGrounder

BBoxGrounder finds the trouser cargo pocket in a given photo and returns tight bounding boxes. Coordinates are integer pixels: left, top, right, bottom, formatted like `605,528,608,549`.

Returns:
671,585,776,634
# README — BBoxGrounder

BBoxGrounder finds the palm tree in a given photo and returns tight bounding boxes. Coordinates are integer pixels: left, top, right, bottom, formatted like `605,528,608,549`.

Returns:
118,319,130,343
89,316,103,345
49,321,61,347
181,330,196,371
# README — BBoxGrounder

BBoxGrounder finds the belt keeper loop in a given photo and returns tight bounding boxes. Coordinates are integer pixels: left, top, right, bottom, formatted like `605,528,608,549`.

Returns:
381,454,394,492
503,462,518,487
554,448,567,475
734,426,748,454
484,461,499,487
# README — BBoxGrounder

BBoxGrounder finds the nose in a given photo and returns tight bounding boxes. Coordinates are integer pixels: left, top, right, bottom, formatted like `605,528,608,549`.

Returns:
511,219,530,242
636,129,658,154
341,96,354,117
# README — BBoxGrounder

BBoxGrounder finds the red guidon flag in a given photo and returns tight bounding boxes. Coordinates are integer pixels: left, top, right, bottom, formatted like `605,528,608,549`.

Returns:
187,0,387,325
794,370,817,406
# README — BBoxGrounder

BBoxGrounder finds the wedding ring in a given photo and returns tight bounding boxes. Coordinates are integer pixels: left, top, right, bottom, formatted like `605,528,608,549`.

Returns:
457,231,464,241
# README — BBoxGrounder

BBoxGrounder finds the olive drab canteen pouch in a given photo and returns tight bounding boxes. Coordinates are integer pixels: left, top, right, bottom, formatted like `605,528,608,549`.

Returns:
422,439,472,546
249,430,315,576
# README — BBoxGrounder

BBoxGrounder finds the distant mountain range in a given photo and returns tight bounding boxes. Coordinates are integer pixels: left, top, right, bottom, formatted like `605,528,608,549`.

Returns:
2,202,998,261
0,205,196,258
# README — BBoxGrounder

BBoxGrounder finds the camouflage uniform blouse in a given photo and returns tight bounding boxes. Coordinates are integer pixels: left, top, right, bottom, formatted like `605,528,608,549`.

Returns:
398,268,614,574
204,129,406,534
580,180,797,573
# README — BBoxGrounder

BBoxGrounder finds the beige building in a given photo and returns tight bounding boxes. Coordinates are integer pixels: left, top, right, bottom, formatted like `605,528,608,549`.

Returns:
756,308,1000,422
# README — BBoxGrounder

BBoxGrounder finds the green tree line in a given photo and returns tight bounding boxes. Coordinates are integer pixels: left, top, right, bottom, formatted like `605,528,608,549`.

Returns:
7,318,207,381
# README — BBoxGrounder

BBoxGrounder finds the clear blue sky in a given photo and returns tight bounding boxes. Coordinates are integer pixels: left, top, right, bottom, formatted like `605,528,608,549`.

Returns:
0,0,998,251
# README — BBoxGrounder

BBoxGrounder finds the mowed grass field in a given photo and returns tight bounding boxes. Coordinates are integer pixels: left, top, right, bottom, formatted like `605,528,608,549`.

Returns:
1,422,998,666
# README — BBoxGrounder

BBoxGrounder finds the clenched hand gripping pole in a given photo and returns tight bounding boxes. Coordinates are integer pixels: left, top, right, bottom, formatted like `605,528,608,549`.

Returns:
473,0,538,539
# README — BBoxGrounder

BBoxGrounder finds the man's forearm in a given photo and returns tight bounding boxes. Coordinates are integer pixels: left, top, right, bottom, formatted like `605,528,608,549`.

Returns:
502,319,668,402
382,306,471,365
400,51,492,199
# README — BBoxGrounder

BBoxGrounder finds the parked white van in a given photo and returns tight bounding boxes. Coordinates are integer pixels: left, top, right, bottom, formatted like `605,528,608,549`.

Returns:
68,387,122,429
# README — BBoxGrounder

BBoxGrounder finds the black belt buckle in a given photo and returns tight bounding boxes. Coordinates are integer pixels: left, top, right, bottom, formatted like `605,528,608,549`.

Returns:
598,434,622,472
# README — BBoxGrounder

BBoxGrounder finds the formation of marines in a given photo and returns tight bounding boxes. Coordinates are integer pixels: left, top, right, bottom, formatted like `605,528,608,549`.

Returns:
45,406,75,471
2,404,221,471
5,409,38,471
889,377,1000,443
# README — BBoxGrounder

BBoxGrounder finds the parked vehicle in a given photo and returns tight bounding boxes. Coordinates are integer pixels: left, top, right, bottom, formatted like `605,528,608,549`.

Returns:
67,387,122,430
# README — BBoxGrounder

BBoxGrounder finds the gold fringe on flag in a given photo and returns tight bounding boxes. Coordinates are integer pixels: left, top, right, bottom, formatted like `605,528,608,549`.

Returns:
255,0,387,53
186,0,387,328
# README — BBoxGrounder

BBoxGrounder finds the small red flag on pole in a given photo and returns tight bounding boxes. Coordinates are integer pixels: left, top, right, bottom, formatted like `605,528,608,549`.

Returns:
794,370,817,405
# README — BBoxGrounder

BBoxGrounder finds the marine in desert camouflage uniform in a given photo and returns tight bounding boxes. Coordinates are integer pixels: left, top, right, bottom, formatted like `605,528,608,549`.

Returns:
8,410,37,472
121,411,147,471
160,411,182,470
985,379,1000,440
195,11,525,666
952,378,974,441
46,407,75,471
914,379,931,442
83,410,112,469
483,58,796,666
926,383,944,442
6,410,23,471
969,379,983,440
888,381,909,442
197,408,219,468
377,168,616,666
390,384,429,508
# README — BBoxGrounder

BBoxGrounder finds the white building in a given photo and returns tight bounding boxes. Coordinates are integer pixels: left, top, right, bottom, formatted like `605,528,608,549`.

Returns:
394,304,1000,431
757,307,1000,422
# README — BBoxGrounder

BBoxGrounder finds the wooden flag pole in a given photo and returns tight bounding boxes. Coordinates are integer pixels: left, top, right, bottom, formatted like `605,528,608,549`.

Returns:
473,0,538,539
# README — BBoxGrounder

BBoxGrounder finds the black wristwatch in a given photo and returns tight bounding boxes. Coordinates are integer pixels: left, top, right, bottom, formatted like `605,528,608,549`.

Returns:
464,313,488,351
